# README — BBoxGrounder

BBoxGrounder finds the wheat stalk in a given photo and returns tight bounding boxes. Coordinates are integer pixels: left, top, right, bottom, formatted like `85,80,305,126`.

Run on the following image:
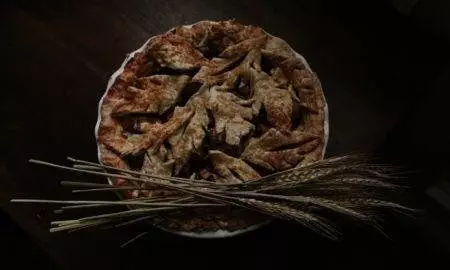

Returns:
11,155,414,240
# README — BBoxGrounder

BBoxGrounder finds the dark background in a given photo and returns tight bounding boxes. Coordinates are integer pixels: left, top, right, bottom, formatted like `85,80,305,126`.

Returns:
1,0,450,269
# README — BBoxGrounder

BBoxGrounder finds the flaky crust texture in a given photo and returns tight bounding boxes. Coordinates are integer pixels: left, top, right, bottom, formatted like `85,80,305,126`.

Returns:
97,20,326,231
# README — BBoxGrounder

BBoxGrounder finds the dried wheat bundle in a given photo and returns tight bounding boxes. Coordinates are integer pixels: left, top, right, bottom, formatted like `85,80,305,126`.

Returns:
11,155,413,240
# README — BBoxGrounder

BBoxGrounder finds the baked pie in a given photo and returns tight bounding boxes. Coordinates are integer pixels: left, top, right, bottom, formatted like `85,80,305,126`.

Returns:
96,20,327,233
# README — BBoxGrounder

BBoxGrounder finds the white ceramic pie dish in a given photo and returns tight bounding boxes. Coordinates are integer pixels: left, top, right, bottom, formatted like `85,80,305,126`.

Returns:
94,20,329,238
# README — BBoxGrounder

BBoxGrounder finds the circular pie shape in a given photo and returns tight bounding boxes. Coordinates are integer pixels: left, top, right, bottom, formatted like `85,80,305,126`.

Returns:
95,20,329,237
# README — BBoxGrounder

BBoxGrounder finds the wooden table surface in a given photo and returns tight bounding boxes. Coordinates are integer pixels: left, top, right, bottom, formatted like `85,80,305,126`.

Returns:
2,0,449,269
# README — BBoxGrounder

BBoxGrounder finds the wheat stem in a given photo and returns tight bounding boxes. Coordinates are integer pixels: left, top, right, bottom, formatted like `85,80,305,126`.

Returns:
121,232,148,248
60,181,112,188
67,157,228,186
55,197,181,211
72,186,156,193
10,199,222,208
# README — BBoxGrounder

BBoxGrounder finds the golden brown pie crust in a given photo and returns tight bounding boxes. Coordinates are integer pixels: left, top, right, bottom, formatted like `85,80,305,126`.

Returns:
96,20,326,232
